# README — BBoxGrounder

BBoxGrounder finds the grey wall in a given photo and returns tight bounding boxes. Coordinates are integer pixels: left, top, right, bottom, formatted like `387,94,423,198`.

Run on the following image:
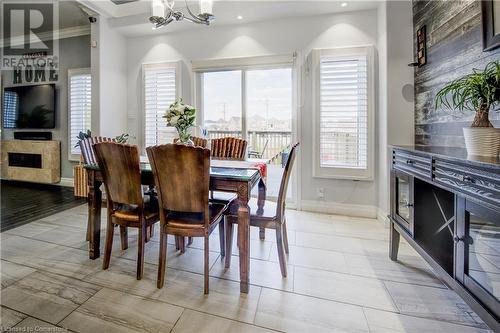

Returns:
1,35,91,179
414,0,500,147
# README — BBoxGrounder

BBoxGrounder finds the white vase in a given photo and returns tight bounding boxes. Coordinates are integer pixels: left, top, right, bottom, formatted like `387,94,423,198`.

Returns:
463,127,500,157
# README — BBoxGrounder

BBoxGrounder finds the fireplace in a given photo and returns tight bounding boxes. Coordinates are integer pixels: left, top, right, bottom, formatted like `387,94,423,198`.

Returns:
8,153,42,168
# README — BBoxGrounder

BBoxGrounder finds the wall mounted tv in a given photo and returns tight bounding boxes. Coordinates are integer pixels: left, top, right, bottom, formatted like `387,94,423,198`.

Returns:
2,84,56,129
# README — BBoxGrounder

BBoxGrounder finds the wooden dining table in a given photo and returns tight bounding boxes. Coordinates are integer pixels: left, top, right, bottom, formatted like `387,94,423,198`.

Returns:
84,160,266,293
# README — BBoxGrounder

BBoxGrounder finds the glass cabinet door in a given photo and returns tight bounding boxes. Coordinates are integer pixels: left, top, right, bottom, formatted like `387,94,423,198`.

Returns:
392,171,414,235
456,199,500,319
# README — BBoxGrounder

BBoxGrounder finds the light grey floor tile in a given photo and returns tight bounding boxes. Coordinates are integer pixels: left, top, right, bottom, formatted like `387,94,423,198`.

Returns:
1,271,100,324
1,235,102,279
294,266,397,311
172,309,275,333
269,244,349,274
1,260,36,288
84,257,261,324
28,224,89,249
4,221,59,238
60,288,183,333
384,280,488,328
14,317,66,331
344,253,444,288
0,307,28,329
210,255,294,291
363,308,491,333
255,288,370,332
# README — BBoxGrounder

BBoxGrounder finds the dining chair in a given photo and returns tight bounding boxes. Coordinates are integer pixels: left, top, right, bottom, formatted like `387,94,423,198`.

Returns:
173,136,208,148
146,144,228,293
224,142,299,277
94,142,160,280
211,137,248,159
79,136,114,240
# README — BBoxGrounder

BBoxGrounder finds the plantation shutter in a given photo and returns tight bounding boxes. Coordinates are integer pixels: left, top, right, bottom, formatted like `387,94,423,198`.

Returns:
319,54,368,169
69,70,92,156
144,65,178,147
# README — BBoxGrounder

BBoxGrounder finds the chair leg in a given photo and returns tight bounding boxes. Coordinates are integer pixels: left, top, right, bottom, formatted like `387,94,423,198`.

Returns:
86,217,91,241
179,237,186,253
119,226,128,250
149,224,155,239
282,219,289,254
219,221,225,258
187,237,193,246
259,227,265,240
204,235,209,294
145,225,151,243
275,225,287,277
102,218,114,270
225,217,234,268
157,232,167,288
175,236,180,250
137,222,146,280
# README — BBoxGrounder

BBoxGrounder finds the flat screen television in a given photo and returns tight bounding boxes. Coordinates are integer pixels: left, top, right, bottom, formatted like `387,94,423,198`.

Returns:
2,84,56,129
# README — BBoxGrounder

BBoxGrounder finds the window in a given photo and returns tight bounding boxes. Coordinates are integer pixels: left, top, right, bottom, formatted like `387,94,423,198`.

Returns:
312,46,374,180
68,68,91,160
143,62,180,149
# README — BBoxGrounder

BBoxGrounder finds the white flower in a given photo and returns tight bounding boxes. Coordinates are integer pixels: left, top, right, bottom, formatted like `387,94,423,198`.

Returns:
169,115,180,126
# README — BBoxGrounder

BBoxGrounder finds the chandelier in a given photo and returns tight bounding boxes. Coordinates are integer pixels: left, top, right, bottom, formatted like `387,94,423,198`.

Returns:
150,0,214,29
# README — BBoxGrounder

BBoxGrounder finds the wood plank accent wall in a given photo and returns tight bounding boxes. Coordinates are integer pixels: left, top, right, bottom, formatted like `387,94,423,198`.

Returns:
413,0,500,148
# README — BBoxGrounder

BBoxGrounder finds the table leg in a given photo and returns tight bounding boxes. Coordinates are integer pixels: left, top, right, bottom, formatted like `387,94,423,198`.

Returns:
237,183,251,293
88,175,102,260
257,179,266,240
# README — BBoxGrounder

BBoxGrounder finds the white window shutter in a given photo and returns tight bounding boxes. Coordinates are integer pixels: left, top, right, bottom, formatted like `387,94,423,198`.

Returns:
319,55,368,169
69,70,91,157
144,65,177,147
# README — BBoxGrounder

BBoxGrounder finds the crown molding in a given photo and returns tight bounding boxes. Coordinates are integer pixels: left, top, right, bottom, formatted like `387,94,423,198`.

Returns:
0,25,90,49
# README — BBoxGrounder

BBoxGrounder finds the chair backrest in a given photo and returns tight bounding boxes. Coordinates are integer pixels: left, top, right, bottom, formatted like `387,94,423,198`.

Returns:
79,136,115,165
94,142,143,206
211,137,247,159
173,136,208,148
147,144,210,218
276,143,299,221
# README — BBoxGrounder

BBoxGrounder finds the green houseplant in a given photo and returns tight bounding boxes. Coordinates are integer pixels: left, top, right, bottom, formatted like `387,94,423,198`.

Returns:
435,60,500,156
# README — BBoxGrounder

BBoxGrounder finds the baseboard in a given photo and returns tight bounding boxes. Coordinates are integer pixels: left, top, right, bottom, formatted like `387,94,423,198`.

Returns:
58,177,74,187
300,200,378,219
377,208,390,226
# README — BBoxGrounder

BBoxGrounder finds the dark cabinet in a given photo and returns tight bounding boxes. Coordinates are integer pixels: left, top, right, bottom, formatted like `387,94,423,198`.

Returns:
456,198,500,320
391,170,414,236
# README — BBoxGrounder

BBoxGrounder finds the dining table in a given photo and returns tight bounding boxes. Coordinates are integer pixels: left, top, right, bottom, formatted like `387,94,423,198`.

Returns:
84,159,267,293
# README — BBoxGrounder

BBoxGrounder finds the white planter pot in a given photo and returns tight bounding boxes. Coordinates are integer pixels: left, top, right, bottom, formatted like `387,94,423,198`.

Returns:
463,127,500,157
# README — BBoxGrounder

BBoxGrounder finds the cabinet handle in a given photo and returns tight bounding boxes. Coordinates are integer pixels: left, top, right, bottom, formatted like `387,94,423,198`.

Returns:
406,160,414,165
453,235,473,245
461,175,474,183
405,203,414,207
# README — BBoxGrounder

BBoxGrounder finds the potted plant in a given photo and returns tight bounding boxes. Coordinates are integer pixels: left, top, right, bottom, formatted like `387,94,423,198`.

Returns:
435,60,500,156
163,98,196,145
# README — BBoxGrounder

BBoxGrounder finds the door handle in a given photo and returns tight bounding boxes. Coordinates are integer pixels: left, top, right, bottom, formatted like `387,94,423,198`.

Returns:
453,235,473,245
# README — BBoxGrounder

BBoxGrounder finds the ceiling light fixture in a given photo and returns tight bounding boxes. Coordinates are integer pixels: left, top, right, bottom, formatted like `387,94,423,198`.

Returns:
341,2,348,7
150,0,214,29
237,15,243,20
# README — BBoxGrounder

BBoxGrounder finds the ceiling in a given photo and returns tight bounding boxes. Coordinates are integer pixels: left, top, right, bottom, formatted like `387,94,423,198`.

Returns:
60,1,91,30
76,0,380,37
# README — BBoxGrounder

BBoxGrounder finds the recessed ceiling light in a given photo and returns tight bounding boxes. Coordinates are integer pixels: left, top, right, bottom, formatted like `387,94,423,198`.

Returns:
341,2,348,7
237,15,243,20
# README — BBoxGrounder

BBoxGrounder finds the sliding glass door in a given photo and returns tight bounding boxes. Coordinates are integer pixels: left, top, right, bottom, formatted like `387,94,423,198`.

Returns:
197,65,294,200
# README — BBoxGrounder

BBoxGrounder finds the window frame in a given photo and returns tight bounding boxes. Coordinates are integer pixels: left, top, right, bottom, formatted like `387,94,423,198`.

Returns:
312,46,375,181
141,61,182,154
68,67,92,161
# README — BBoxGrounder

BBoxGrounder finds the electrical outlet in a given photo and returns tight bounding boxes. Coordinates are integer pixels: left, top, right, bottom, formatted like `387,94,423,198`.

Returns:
317,187,324,199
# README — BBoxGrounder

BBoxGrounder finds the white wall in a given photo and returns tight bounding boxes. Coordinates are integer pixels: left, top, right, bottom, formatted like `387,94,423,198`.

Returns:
377,0,415,221
125,10,380,216
95,16,128,138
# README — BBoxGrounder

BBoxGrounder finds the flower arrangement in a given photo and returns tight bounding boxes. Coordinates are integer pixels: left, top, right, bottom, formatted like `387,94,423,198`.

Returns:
163,98,196,144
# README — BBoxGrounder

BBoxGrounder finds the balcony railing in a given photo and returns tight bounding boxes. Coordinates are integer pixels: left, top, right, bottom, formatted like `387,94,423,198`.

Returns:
207,130,292,163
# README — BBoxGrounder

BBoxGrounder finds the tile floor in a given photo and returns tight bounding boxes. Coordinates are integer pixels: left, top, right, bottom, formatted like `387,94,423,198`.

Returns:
0,205,492,332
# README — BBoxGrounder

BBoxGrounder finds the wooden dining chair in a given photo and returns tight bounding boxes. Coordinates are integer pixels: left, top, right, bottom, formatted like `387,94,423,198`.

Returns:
79,136,115,165
224,143,299,277
211,137,248,159
147,144,228,293
94,142,159,280
173,136,208,148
